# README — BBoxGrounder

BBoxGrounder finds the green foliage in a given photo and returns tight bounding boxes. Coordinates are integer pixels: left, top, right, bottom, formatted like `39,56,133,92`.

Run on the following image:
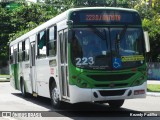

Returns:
0,5,12,60
147,84,160,92
0,2,59,60
134,0,160,62
9,3,58,42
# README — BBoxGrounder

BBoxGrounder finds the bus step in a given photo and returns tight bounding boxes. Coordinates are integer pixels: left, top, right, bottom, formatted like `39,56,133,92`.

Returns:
33,93,38,97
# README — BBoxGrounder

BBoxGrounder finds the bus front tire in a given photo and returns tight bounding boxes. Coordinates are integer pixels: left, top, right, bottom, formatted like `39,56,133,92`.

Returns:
50,84,62,109
108,100,124,109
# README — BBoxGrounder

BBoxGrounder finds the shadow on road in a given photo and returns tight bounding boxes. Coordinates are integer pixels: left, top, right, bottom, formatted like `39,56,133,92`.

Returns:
12,93,159,117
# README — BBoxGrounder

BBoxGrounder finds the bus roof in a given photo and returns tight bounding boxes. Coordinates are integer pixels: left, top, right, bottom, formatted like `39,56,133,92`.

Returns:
10,7,138,46
69,7,138,12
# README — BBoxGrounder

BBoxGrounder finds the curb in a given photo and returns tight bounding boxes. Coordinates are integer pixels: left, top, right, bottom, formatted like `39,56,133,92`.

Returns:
147,92,160,97
0,78,10,82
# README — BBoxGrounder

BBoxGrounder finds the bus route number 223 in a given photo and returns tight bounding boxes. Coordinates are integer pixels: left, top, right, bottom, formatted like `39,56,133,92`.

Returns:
76,57,94,66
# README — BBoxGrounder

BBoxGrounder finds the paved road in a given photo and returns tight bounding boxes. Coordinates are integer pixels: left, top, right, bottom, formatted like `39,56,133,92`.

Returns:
0,82,160,120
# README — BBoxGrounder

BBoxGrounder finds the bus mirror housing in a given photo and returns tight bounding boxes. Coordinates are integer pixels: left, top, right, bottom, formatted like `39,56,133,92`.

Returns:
144,31,150,52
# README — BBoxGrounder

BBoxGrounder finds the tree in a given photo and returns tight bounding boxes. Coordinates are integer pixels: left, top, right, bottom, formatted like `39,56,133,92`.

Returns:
9,3,58,41
0,5,12,60
134,0,160,62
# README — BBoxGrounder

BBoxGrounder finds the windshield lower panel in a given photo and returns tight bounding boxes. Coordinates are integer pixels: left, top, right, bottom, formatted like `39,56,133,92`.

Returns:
71,27,145,70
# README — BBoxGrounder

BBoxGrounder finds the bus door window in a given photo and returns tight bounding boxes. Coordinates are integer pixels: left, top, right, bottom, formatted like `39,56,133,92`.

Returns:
59,32,63,61
38,30,47,58
64,31,69,97
30,42,36,66
48,26,57,56
64,32,68,63
24,39,30,61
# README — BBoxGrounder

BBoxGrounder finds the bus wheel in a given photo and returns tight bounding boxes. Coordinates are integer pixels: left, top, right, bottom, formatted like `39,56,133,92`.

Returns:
20,80,27,98
108,100,124,109
50,83,62,109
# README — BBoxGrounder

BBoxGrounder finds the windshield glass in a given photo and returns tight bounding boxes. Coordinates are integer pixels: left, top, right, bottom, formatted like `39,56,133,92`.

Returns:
111,27,145,69
71,28,110,69
71,27,145,70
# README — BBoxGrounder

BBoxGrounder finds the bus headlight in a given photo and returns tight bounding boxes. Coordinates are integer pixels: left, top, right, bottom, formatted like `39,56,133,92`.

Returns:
76,78,89,88
81,82,87,88
132,76,145,86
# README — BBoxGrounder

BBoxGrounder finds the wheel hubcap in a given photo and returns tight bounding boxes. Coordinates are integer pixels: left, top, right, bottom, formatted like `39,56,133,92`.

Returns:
52,87,59,104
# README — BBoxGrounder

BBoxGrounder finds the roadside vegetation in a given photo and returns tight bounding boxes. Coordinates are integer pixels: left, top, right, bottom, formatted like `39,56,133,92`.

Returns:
147,84,160,92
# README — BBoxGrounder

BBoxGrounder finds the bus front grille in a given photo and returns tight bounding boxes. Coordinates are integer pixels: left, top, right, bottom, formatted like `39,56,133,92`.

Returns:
88,73,134,81
99,90,126,96
95,83,128,88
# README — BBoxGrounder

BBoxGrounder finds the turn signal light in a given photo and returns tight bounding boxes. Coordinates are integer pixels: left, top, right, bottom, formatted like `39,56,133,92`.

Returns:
134,90,145,95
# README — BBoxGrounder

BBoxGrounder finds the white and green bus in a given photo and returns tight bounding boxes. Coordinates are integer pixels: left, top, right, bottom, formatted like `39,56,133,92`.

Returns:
10,7,150,109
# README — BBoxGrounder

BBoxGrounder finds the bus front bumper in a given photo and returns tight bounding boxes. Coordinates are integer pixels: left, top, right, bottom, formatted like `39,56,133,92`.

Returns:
69,82,147,103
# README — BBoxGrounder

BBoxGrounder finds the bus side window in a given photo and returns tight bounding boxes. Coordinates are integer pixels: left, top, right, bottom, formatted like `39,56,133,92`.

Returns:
25,39,30,61
47,26,57,56
10,46,13,64
18,42,23,62
38,30,47,58
13,44,18,64
22,41,25,61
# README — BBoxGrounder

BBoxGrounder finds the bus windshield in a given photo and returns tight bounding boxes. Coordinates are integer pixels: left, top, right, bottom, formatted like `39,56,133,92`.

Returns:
71,27,145,70
71,28,110,69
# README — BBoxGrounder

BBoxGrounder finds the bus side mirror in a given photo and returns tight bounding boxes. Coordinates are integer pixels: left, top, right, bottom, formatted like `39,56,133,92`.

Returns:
144,31,150,52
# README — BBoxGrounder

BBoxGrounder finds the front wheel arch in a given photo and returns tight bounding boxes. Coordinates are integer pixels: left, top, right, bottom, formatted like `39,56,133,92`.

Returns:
49,77,63,109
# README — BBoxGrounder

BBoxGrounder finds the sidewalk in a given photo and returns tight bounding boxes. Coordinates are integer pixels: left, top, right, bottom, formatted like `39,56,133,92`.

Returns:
0,75,10,82
147,80,160,85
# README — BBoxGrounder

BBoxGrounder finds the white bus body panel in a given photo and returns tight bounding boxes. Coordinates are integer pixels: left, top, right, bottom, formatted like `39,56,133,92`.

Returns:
22,61,32,93
36,58,51,98
69,82,147,103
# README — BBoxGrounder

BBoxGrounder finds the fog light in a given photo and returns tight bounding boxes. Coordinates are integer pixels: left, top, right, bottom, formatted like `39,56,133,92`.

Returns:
77,79,81,83
82,83,87,88
134,90,145,95
139,76,144,80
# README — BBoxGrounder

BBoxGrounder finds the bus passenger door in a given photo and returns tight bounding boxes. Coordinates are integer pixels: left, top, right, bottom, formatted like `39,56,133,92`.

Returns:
59,29,70,99
30,42,37,93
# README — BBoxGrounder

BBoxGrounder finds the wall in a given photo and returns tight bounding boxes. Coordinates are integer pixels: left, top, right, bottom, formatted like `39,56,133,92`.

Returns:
147,63,160,80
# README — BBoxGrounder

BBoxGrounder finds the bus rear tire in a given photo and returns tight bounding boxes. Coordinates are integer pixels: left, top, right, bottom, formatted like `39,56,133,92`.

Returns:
20,80,28,98
50,83,62,109
108,100,124,109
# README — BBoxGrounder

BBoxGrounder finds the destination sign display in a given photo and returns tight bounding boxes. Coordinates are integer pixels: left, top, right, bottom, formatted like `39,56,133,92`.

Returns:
85,14,121,22
70,10,141,25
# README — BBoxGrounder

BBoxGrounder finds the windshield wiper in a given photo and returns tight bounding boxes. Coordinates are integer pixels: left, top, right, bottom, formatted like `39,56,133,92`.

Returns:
115,25,128,55
88,25,106,40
